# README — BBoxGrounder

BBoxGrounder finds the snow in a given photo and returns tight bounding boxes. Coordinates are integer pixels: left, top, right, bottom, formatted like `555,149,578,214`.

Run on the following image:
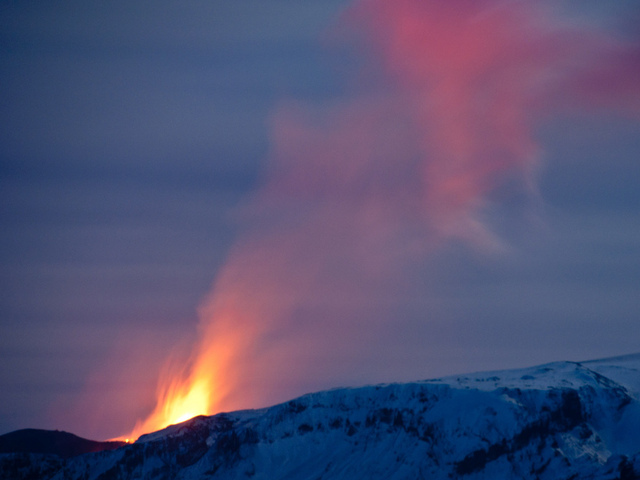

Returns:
582,353,640,397
2,353,640,479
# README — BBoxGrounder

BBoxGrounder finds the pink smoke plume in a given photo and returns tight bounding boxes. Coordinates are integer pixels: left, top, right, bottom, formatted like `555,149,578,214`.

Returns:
125,0,640,440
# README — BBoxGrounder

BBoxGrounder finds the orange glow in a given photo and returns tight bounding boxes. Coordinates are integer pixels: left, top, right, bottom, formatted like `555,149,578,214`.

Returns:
117,343,227,440
129,379,210,440
114,293,269,441
112,377,209,442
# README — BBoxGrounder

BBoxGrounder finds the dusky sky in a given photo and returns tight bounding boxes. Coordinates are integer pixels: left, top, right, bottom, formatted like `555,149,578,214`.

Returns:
1,0,639,440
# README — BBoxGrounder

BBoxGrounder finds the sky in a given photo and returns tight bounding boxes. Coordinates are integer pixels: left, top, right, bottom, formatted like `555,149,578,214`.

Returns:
1,0,639,441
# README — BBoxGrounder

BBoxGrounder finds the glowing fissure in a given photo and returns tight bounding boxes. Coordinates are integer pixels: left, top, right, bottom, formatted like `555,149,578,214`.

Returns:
124,373,209,441
121,0,640,441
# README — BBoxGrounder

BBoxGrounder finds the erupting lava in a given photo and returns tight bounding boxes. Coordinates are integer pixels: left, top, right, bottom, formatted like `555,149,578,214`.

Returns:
120,306,257,440
113,375,209,441
128,379,210,440
117,0,640,442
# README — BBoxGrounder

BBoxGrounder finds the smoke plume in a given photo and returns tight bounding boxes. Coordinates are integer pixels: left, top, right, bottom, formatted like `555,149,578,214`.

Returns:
128,0,640,440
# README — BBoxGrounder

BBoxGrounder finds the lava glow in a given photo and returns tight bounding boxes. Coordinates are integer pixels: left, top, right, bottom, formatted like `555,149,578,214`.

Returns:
120,0,640,441
126,379,208,441
116,382,201,441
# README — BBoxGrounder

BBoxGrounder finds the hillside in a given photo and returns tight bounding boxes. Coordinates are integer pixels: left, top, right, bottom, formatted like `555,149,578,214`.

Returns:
1,354,639,479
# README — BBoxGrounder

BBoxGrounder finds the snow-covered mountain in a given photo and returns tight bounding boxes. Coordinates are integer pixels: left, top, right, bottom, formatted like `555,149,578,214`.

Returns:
2,354,639,479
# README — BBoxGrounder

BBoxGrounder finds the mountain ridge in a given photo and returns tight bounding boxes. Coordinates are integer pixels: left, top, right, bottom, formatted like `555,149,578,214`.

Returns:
2,354,639,479
0,428,126,458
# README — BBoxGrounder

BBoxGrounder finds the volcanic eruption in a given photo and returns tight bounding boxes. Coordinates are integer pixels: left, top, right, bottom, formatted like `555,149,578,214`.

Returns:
121,0,640,441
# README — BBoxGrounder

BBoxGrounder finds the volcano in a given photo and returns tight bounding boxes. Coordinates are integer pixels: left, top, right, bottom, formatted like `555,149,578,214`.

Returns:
1,354,639,479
